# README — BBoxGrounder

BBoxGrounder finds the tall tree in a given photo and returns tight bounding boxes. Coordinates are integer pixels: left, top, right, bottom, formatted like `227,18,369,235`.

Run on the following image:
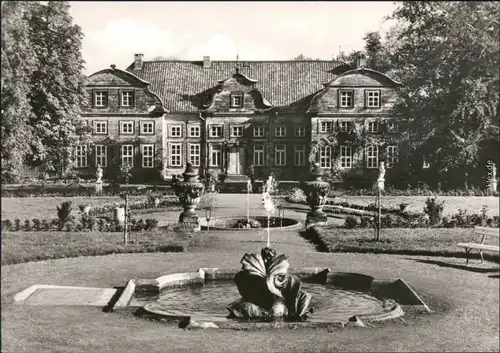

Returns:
363,31,391,72
388,1,499,187
28,1,89,177
1,1,89,182
1,1,38,182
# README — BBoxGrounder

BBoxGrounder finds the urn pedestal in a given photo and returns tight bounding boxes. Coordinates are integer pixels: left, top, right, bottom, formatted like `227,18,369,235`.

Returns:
175,163,204,232
301,163,331,229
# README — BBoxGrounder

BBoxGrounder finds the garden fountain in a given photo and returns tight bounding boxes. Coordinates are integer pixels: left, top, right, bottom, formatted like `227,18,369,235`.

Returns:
174,163,205,231
300,163,331,228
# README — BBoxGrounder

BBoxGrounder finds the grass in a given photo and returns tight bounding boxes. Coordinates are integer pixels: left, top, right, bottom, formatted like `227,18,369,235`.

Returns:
324,195,499,217
2,251,499,353
0,196,148,220
0,230,193,265
303,226,499,261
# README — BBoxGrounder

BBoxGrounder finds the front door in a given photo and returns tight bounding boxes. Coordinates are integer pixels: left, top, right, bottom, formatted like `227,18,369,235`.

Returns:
228,146,245,175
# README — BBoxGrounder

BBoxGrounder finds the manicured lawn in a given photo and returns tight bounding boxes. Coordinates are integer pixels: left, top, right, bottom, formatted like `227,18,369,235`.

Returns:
0,196,147,220
0,230,193,265
326,195,499,217
2,251,499,353
304,226,499,261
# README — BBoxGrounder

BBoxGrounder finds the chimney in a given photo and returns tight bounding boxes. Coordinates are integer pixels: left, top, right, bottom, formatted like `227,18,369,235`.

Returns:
356,53,367,69
134,53,144,70
203,56,211,69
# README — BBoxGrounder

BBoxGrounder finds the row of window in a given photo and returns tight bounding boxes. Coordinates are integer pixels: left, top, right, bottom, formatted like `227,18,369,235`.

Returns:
74,144,155,169
93,91,135,108
319,121,398,134
169,125,306,138
166,144,306,168
318,145,398,169
166,143,398,169
92,120,155,135
91,90,382,109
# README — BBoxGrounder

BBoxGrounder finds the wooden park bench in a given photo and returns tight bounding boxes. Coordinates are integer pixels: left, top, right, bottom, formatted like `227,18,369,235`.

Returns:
457,226,499,265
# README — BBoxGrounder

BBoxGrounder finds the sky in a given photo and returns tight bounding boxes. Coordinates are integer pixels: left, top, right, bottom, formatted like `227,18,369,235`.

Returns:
68,1,398,74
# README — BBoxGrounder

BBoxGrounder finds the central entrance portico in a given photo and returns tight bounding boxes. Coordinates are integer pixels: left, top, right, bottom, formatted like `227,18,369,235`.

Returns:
227,145,246,175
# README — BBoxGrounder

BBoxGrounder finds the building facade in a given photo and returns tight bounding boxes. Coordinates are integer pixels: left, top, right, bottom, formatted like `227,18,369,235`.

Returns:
79,55,401,182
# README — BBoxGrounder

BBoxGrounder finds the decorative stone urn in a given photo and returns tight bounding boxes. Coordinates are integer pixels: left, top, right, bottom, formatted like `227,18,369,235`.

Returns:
300,163,331,228
227,247,312,321
174,162,205,231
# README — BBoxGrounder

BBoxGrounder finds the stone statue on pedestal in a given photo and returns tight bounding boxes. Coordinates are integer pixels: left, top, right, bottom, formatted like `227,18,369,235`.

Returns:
95,165,103,194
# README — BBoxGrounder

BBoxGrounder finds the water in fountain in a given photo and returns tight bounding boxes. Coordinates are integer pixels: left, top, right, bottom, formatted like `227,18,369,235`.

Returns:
262,175,276,247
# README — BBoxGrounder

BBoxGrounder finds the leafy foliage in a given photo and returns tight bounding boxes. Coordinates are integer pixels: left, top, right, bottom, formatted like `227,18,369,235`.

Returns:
423,197,445,225
388,2,500,186
1,1,90,181
56,200,73,228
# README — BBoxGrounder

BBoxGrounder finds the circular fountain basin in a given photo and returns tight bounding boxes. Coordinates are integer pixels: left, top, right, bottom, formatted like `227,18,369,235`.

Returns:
199,216,301,231
135,281,398,324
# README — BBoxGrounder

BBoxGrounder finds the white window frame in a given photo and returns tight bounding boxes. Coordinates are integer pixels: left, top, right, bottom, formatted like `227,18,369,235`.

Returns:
366,90,381,108
231,125,244,137
209,125,223,138
169,125,183,138
75,145,87,168
365,145,379,169
275,126,286,137
320,121,333,133
169,143,182,167
340,121,350,132
121,145,134,167
188,125,201,138
95,145,107,168
294,126,305,137
367,121,379,133
94,121,108,135
253,126,265,137
94,91,107,107
253,145,265,166
339,145,352,169
210,145,222,167
121,91,134,107
120,121,134,135
140,121,154,135
231,93,244,108
275,145,286,166
386,145,398,168
319,145,332,168
294,145,305,166
189,143,201,167
339,90,354,108
141,144,154,168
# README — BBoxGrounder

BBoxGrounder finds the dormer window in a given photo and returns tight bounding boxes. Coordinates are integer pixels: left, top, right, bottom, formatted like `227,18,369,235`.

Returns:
339,90,354,108
94,91,108,107
366,90,381,108
231,92,244,108
121,91,134,107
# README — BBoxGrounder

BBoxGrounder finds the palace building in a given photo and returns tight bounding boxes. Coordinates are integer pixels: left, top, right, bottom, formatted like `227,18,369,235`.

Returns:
79,54,401,182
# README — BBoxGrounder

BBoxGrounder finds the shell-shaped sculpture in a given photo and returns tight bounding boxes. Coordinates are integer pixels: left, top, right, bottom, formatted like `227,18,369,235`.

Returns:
227,247,312,321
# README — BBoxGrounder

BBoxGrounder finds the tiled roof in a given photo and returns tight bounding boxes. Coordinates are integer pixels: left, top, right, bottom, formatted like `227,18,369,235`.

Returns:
125,60,345,112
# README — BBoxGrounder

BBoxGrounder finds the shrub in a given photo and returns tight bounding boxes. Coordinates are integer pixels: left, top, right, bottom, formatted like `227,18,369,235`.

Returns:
56,201,74,229
32,219,42,231
41,219,50,231
359,216,373,228
145,218,158,231
424,197,444,225
14,219,21,231
285,188,307,204
344,215,358,229
2,220,12,231
80,213,97,231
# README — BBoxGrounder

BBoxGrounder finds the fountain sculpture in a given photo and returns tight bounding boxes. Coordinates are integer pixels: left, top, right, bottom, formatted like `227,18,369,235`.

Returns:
174,163,205,231
226,247,312,321
300,163,331,228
